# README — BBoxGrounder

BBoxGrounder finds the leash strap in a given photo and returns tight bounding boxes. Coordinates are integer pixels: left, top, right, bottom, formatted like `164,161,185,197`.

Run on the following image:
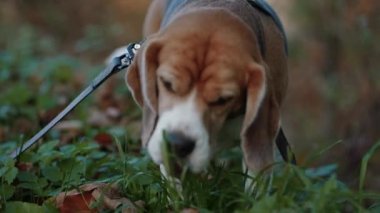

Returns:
10,43,141,159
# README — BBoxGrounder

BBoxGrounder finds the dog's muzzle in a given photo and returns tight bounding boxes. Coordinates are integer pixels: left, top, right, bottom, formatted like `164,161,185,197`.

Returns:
165,131,196,158
147,90,210,173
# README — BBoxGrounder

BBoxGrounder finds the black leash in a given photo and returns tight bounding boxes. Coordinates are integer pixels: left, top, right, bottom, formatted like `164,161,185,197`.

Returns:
10,43,141,159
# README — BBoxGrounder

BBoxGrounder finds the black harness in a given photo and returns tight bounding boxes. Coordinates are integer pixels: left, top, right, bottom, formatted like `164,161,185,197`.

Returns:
247,0,288,54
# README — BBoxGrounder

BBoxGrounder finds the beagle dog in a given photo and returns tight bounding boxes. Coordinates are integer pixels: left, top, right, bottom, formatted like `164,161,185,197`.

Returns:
126,0,292,176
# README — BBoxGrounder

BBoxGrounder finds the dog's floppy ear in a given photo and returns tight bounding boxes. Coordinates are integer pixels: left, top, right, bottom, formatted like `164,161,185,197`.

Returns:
126,38,162,110
126,38,162,146
240,62,280,171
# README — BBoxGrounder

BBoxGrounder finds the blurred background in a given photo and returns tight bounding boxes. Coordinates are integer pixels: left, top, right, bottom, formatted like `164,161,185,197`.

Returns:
0,0,379,191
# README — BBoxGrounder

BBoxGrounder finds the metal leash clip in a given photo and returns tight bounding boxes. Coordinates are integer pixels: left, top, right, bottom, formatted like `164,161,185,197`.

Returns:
118,43,141,70
10,42,142,159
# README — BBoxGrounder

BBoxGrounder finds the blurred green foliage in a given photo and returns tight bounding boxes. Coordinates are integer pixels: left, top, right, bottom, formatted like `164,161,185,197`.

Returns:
284,0,380,191
0,0,379,211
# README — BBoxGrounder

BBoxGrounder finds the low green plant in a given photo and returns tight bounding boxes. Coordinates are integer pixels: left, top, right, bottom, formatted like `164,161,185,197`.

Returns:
2,138,380,212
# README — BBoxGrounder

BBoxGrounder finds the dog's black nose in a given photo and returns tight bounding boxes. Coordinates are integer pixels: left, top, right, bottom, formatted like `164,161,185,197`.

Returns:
165,131,195,158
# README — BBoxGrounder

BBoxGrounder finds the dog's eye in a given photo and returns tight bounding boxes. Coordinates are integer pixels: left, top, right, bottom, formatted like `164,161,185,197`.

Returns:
160,77,174,93
209,96,233,106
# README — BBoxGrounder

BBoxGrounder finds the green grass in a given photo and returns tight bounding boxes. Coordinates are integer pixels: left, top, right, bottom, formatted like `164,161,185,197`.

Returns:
1,25,380,212
1,137,380,212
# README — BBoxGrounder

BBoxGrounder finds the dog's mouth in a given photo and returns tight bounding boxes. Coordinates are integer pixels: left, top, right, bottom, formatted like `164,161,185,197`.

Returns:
161,136,189,178
172,160,186,178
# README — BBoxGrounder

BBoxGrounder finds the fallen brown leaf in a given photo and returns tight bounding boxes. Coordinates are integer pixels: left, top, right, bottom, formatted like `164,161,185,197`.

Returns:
94,133,114,149
58,190,95,213
17,162,34,171
53,182,144,213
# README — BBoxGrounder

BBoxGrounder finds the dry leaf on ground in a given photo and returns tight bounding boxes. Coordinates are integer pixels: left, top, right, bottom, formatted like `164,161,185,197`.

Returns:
53,182,144,213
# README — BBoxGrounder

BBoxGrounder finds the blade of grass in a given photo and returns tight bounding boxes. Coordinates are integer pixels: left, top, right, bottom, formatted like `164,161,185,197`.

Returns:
359,141,380,210
114,136,125,160
161,130,174,176
304,140,342,166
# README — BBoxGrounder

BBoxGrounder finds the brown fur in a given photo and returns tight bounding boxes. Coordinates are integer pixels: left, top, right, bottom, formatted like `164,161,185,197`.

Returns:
126,0,288,172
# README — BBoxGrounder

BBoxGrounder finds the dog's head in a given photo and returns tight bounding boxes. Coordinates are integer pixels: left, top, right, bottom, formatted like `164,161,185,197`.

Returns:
126,11,280,173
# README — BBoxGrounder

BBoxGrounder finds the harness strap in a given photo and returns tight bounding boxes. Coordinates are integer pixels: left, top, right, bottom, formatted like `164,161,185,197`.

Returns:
248,0,296,164
162,0,187,27
247,0,288,55
276,128,297,164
